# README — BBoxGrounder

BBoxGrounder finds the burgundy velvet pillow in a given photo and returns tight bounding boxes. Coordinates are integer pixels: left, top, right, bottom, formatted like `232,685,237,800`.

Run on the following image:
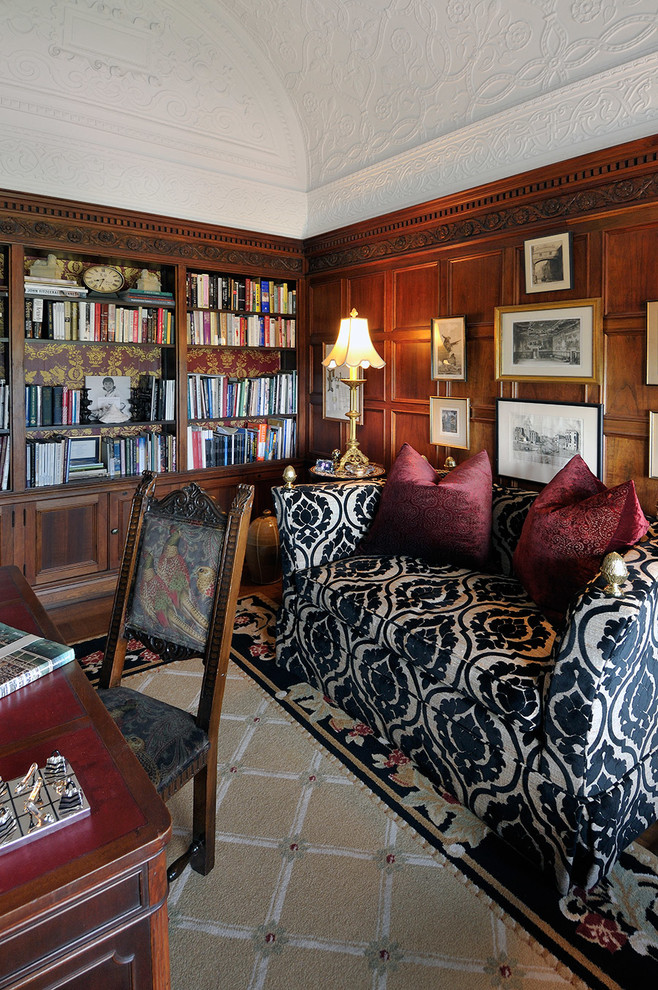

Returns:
513,454,649,620
359,444,492,567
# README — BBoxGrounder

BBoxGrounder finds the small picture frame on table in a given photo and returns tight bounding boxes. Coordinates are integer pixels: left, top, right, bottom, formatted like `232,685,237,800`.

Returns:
429,396,470,449
431,316,466,381
494,298,601,384
496,398,602,485
523,232,573,293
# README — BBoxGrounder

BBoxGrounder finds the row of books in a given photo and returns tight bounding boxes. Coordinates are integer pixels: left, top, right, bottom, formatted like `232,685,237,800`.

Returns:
187,311,295,348
134,375,176,422
25,298,174,344
0,380,9,429
187,370,298,420
186,274,296,315
101,433,176,477
0,435,9,491
26,432,176,487
25,385,83,427
187,418,296,469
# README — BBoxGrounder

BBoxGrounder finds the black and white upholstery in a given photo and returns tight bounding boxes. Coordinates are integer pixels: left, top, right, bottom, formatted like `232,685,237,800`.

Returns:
273,480,658,893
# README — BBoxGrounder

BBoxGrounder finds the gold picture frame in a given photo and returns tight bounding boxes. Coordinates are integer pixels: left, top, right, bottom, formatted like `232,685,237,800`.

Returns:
646,302,658,385
494,298,602,384
430,316,466,381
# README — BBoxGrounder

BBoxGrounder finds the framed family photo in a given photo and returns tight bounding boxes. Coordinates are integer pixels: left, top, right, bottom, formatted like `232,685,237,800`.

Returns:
429,396,470,449
494,298,602,384
496,398,602,485
85,375,132,424
431,316,466,381
523,231,573,293
322,344,363,423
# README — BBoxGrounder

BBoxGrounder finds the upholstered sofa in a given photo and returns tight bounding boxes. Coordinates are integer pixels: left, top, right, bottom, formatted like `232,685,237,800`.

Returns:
272,459,658,894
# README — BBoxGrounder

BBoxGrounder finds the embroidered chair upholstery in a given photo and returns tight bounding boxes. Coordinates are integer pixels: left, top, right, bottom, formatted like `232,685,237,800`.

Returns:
97,472,253,880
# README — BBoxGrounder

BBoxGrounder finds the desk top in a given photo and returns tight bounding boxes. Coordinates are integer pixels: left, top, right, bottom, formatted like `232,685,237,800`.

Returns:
0,567,171,920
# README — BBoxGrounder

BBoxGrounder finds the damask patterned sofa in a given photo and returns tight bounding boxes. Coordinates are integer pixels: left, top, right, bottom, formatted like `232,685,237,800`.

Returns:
272,472,658,894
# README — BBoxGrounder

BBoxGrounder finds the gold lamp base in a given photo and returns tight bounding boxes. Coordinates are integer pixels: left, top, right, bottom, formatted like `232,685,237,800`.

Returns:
336,375,373,476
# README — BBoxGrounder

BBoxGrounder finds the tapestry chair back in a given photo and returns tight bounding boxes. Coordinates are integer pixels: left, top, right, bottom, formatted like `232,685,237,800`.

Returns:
97,472,254,879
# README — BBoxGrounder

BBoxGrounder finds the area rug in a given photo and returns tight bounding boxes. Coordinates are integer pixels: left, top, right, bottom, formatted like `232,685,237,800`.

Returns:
76,595,658,990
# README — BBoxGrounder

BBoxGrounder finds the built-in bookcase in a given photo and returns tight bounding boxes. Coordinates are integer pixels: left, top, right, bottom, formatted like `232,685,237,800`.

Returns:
185,269,298,469
0,247,9,491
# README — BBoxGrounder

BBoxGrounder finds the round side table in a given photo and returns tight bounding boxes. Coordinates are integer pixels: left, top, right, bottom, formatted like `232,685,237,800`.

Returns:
308,463,385,481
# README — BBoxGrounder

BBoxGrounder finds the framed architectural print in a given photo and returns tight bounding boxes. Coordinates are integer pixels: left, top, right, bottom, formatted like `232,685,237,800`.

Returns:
646,302,658,385
431,316,466,381
523,231,573,293
430,396,470,449
494,298,602,384
496,398,602,485
649,412,658,478
322,344,363,423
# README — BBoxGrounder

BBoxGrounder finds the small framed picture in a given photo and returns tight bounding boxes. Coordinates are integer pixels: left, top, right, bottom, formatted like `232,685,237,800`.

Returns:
496,398,602,485
85,375,132,424
524,232,573,293
322,344,363,423
431,316,466,381
494,298,602,384
649,412,658,478
646,302,658,385
430,396,470,449
68,436,100,468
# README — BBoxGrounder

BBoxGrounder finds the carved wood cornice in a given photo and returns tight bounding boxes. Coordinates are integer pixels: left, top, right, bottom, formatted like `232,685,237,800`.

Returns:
0,192,304,275
305,143,658,273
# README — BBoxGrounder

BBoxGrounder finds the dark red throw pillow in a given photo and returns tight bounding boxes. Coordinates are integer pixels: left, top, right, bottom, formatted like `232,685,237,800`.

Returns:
359,444,492,567
513,455,649,620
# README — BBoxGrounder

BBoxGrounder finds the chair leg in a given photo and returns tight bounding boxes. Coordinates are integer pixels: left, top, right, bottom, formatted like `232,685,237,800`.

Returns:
166,764,217,883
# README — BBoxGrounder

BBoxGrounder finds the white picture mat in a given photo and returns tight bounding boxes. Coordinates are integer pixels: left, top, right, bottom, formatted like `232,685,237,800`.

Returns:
497,399,601,484
646,302,658,385
524,232,572,293
430,396,469,448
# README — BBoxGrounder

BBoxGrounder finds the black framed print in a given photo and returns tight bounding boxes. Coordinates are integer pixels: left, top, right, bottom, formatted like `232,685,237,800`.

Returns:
524,231,573,293
496,398,602,485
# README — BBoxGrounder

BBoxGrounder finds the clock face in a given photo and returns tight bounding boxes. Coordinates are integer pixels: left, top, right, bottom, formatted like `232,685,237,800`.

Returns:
83,265,125,293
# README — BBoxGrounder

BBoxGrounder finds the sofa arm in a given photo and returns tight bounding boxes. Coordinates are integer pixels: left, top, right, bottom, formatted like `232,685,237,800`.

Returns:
540,529,658,797
272,481,383,581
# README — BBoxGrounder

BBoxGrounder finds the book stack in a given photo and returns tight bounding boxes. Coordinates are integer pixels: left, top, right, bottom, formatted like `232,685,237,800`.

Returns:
186,417,295,469
24,277,88,299
0,621,74,699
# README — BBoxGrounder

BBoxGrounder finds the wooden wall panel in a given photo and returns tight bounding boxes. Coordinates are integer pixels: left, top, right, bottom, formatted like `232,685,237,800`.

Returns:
302,136,658,513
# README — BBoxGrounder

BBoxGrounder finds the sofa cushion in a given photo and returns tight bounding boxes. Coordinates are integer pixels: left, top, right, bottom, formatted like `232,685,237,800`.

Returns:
359,444,492,568
296,554,557,732
514,455,649,619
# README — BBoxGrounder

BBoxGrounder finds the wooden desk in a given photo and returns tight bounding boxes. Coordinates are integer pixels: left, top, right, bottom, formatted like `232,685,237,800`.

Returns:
0,566,171,990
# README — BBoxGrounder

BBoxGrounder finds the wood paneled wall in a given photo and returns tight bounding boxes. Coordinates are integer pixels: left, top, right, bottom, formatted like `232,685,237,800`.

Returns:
303,135,658,514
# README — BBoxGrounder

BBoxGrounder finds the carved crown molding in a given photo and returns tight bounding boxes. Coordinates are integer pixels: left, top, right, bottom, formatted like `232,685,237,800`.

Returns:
305,144,658,273
0,194,303,275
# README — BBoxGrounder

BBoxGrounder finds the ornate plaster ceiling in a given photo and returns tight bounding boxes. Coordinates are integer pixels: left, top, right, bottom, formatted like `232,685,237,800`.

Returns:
0,0,657,238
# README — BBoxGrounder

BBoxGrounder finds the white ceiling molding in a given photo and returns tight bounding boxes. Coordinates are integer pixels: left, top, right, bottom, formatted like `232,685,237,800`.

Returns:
0,0,656,238
305,51,658,238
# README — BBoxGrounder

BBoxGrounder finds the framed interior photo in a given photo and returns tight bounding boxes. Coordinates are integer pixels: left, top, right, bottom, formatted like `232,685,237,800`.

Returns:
649,412,658,478
85,375,131,424
496,398,602,485
322,344,363,423
494,298,601,384
646,301,658,385
429,396,470,449
524,231,573,293
431,316,466,381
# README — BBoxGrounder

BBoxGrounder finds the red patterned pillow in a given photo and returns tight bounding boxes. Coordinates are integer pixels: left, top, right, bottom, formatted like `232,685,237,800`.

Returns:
359,444,492,567
513,455,649,620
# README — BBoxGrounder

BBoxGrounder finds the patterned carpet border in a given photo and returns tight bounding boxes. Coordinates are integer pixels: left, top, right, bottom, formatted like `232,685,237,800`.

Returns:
76,594,658,990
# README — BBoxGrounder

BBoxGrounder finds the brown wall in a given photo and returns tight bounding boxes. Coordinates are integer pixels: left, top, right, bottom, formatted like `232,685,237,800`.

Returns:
303,135,658,514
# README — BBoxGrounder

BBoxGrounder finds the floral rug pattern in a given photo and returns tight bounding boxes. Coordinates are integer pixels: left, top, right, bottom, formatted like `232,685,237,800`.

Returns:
76,594,658,990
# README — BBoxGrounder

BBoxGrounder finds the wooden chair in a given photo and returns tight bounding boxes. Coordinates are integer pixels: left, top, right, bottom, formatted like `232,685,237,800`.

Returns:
97,472,254,881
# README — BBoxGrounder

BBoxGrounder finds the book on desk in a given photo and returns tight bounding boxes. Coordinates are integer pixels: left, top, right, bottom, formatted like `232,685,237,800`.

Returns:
0,622,74,699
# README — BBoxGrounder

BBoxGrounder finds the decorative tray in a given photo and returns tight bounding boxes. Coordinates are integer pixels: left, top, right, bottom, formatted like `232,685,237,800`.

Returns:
0,751,90,854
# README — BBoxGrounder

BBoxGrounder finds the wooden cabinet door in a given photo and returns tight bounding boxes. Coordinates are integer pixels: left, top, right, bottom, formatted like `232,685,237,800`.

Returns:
24,492,109,587
0,503,21,570
108,482,140,570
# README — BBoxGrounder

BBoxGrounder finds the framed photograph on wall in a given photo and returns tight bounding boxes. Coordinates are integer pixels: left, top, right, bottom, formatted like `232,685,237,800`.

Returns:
494,298,602,384
649,412,658,478
322,344,363,423
496,398,602,485
523,231,573,293
646,301,658,385
429,396,470,449
431,316,466,381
